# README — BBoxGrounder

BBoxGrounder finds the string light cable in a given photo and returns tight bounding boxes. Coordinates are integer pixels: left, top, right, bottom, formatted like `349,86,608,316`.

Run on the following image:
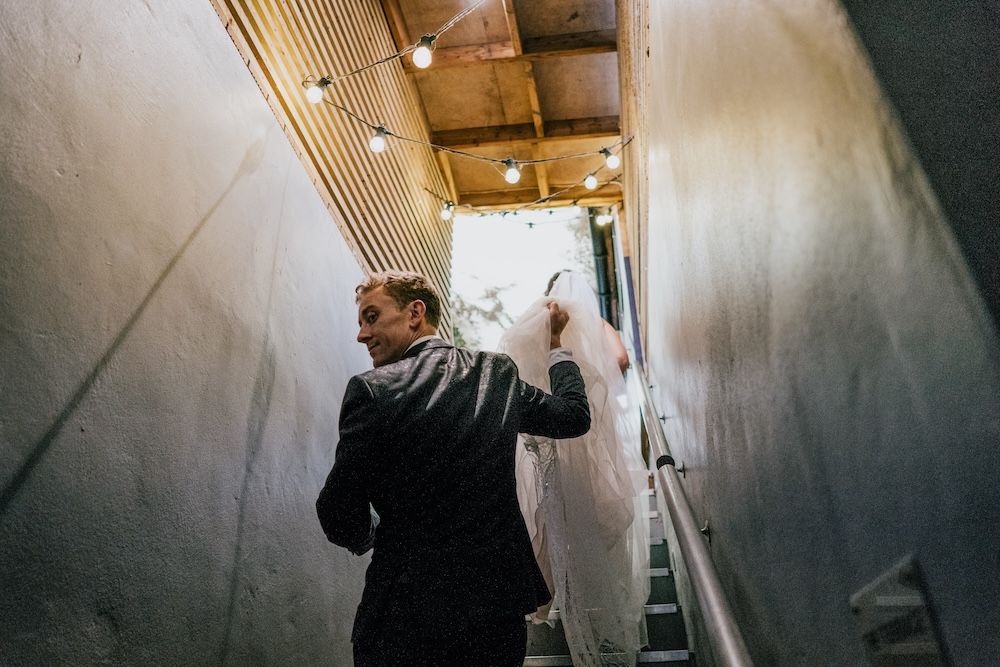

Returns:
325,100,633,175
423,187,459,220
302,0,488,100
509,172,623,214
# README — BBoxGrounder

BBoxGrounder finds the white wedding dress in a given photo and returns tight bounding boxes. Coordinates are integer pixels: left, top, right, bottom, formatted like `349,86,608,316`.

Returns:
499,271,650,666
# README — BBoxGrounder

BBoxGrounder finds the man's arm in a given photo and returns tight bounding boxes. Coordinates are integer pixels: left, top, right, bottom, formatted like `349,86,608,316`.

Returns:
516,301,591,438
518,358,591,438
316,375,381,555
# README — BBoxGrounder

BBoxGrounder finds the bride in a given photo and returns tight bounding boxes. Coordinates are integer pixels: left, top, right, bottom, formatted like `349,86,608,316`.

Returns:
499,270,650,666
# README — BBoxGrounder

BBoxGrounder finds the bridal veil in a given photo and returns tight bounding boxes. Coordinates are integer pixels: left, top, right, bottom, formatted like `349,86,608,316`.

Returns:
500,271,650,666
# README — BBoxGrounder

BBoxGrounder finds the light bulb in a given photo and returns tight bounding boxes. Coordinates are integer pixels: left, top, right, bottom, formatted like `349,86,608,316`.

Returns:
570,206,582,215
369,127,387,153
413,46,432,68
596,214,613,226
584,174,598,190
603,149,621,170
304,76,331,104
504,160,521,184
306,85,325,104
440,202,454,220
413,35,435,69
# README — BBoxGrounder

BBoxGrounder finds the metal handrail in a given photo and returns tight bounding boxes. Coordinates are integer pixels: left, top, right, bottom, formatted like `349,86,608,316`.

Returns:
635,374,754,667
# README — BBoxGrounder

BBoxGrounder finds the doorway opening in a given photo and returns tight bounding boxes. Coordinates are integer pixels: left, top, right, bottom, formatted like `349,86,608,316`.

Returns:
450,207,601,350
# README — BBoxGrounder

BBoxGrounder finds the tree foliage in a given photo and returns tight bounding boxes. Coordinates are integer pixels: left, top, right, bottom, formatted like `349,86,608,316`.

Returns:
449,285,513,349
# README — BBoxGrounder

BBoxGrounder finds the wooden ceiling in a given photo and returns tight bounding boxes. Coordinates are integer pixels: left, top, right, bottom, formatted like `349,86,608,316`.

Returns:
381,0,624,211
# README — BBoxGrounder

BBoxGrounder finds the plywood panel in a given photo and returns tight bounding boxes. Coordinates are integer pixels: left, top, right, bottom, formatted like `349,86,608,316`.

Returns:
449,143,538,194
398,0,510,47
514,0,616,37
414,62,532,130
534,52,620,120
537,136,620,186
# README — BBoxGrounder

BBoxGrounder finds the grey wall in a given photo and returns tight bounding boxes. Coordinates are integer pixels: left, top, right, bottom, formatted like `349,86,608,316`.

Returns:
1,1,372,664
840,1,1000,331
643,1,1000,665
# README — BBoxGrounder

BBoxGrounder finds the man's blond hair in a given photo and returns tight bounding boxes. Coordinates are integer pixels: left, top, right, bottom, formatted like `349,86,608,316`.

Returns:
355,271,442,328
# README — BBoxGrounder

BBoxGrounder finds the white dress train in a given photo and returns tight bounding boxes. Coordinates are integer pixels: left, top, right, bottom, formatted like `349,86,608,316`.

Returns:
500,272,650,666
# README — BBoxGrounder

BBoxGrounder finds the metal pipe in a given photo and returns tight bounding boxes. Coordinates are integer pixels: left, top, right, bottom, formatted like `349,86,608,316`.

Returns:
638,378,754,667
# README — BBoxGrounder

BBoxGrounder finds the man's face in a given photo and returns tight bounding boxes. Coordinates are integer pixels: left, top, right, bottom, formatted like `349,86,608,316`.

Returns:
357,286,415,367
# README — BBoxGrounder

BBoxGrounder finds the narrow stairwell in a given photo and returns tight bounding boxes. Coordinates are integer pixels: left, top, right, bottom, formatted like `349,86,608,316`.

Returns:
523,486,695,666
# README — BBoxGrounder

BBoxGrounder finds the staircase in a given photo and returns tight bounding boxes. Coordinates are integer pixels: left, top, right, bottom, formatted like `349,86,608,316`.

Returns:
523,486,695,666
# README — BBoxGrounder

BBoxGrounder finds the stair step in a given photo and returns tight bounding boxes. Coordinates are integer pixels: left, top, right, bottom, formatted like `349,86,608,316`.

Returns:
645,603,678,615
645,607,689,650
523,657,574,666
523,649,691,666
650,541,671,569
524,488,692,667
648,571,678,605
639,649,691,663
539,603,678,621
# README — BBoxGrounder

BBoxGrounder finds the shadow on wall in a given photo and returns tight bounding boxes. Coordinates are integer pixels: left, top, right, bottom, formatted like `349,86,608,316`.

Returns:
220,333,276,664
0,138,267,520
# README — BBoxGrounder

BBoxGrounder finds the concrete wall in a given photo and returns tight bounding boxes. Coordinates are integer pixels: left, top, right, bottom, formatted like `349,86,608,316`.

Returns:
840,1,1000,331
0,1,372,663
643,1,1000,664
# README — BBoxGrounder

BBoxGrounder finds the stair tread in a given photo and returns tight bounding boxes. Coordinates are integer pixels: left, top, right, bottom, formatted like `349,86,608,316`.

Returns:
523,649,691,665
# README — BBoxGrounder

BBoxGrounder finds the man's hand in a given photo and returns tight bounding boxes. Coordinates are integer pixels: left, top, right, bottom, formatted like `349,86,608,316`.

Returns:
548,301,570,349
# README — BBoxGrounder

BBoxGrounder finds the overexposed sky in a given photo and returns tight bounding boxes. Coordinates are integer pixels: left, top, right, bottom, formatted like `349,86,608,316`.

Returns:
451,208,592,351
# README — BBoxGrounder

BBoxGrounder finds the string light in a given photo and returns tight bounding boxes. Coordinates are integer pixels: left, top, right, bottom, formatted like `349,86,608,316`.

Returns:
305,76,332,104
369,126,387,153
412,35,436,69
307,76,632,187
297,0,636,214
300,0,486,91
504,159,521,184
440,201,455,220
596,213,614,226
601,148,621,170
423,187,472,219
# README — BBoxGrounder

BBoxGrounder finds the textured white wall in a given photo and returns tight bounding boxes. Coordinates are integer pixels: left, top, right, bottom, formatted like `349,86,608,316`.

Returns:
643,1,1000,664
0,1,372,663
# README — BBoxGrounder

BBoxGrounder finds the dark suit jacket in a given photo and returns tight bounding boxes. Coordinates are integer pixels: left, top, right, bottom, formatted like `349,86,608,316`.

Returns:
316,339,590,645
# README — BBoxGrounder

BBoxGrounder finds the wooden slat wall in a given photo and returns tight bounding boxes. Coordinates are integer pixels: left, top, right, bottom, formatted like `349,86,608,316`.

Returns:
210,0,453,334
615,0,649,352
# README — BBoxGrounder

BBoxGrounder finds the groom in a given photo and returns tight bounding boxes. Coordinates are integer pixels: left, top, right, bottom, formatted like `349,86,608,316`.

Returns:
317,270,591,666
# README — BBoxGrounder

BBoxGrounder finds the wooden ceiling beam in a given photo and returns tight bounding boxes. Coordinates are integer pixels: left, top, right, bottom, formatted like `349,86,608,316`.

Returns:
431,116,619,148
461,193,623,211
459,184,621,208
544,115,620,139
377,0,411,52
500,0,523,55
436,150,459,204
432,122,536,147
531,145,550,199
460,188,542,207
521,29,617,57
524,62,549,198
525,63,545,138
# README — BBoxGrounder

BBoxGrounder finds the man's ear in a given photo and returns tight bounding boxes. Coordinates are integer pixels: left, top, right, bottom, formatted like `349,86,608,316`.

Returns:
408,300,427,327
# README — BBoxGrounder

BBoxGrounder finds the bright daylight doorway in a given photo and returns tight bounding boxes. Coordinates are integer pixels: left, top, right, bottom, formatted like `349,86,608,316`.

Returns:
450,207,601,351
